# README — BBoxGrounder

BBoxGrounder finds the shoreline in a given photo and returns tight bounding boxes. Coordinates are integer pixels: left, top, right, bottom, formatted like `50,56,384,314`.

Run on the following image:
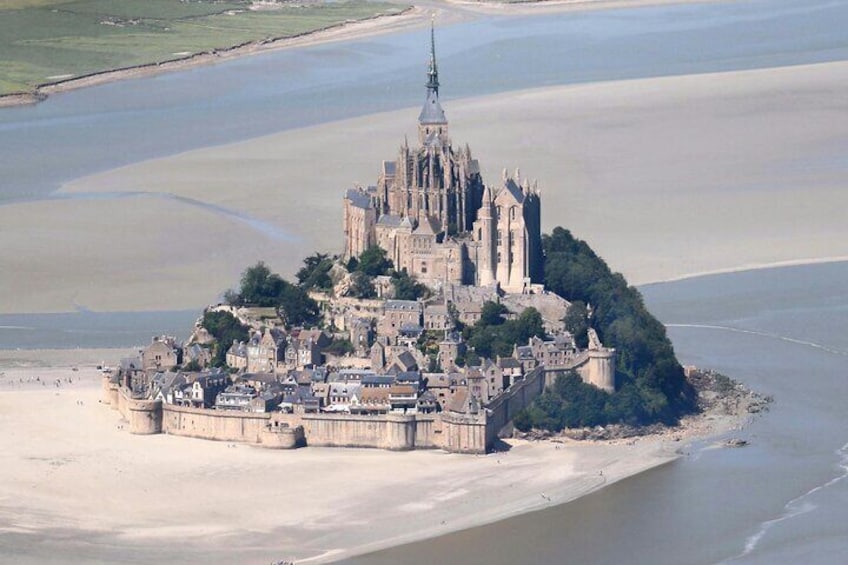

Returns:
0,5,423,108
0,356,757,564
638,256,848,287
0,0,718,108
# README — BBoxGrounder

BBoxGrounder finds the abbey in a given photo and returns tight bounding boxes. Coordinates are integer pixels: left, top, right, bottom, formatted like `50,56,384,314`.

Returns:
344,26,543,294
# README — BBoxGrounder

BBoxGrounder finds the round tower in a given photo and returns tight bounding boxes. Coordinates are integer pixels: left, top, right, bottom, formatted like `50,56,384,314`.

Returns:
587,349,616,393
475,185,495,286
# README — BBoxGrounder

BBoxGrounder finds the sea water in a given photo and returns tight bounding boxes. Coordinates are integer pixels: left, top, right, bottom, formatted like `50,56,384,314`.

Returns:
349,262,848,564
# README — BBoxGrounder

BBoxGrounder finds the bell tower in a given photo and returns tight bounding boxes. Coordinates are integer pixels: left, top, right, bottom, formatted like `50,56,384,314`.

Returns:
418,18,448,146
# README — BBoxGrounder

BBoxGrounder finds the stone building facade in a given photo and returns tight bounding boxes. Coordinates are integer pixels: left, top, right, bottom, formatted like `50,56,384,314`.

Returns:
343,26,543,293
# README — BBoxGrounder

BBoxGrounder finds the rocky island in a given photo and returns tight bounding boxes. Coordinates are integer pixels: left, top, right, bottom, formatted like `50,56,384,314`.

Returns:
101,26,755,455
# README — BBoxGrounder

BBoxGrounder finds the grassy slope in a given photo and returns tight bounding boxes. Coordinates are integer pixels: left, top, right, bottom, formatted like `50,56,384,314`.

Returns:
0,0,406,95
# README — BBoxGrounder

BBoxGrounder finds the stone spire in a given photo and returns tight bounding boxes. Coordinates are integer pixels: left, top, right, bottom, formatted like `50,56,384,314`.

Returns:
426,16,439,96
418,16,447,133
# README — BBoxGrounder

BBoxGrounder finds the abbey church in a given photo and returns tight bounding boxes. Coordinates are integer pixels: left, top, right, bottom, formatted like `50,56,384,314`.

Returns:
343,25,543,293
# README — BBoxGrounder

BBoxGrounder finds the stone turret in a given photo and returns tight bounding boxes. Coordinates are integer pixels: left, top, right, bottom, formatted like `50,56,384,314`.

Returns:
586,348,616,393
473,185,496,286
583,328,615,393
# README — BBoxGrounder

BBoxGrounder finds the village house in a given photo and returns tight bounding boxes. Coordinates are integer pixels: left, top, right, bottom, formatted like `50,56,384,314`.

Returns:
226,340,248,371
423,303,451,331
285,328,331,369
327,382,361,411
347,316,373,355
215,384,257,411
183,343,212,369
246,328,287,373
238,372,280,392
438,332,466,370
353,387,391,414
378,300,423,338
497,357,524,388
141,336,182,371
187,370,230,408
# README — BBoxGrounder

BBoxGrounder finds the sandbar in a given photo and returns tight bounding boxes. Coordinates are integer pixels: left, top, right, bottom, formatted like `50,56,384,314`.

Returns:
2,60,842,313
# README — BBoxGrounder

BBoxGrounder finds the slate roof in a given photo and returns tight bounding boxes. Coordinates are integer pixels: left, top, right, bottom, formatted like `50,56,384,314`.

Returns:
394,350,418,371
362,375,396,387
377,214,403,228
498,358,522,369
345,188,372,210
119,356,143,371
419,90,447,125
399,323,424,336
499,177,525,205
386,300,421,312
516,345,534,360
395,371,421,384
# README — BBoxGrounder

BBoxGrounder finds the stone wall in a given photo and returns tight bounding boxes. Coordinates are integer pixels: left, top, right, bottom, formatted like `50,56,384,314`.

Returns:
103,377,500,454
486,367,547,444
161,404,297,446
300,413,418,451
106,379,302,448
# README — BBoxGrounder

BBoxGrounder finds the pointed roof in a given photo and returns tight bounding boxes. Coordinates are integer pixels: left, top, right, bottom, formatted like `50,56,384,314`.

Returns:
418,19,447,126
497,177,526,205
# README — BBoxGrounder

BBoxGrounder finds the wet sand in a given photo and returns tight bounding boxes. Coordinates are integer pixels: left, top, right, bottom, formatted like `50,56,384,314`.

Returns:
2,60,842,313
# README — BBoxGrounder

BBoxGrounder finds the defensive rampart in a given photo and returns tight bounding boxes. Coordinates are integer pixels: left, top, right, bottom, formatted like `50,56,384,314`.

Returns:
162,404,302,448
102,370,558,454
486,367,547,445
106,379,303,448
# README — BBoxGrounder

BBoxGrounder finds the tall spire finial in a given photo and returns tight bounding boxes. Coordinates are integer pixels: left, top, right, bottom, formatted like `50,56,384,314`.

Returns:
427,14,439,95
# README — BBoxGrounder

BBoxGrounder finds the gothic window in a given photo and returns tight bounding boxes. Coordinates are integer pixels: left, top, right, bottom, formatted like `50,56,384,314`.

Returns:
421,261,428,274
510,207,516,220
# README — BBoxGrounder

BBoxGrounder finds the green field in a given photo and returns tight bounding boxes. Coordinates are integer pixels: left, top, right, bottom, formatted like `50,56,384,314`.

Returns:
0,0,407,95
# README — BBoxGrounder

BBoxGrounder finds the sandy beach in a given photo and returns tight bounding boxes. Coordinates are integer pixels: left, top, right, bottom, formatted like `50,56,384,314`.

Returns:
2,60,844,313
0,356,745,564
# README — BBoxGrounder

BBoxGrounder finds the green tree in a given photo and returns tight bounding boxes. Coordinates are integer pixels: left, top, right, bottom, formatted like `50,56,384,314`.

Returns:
277,282,320,328
564,300,589,349
357,245,393,277
479,301,508,326
542,227,696,426
228,261,320,328
201,310,249,367
297,253,334,291
392,269,429,300
233,262,285,307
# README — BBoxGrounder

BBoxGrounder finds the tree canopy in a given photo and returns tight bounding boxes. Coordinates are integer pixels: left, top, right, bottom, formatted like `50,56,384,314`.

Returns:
201,310,249,367
357,245,393,277
296,253,334,292
515,227,697,429
392,269,429,301
227,262,320,328
463,302,545,359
